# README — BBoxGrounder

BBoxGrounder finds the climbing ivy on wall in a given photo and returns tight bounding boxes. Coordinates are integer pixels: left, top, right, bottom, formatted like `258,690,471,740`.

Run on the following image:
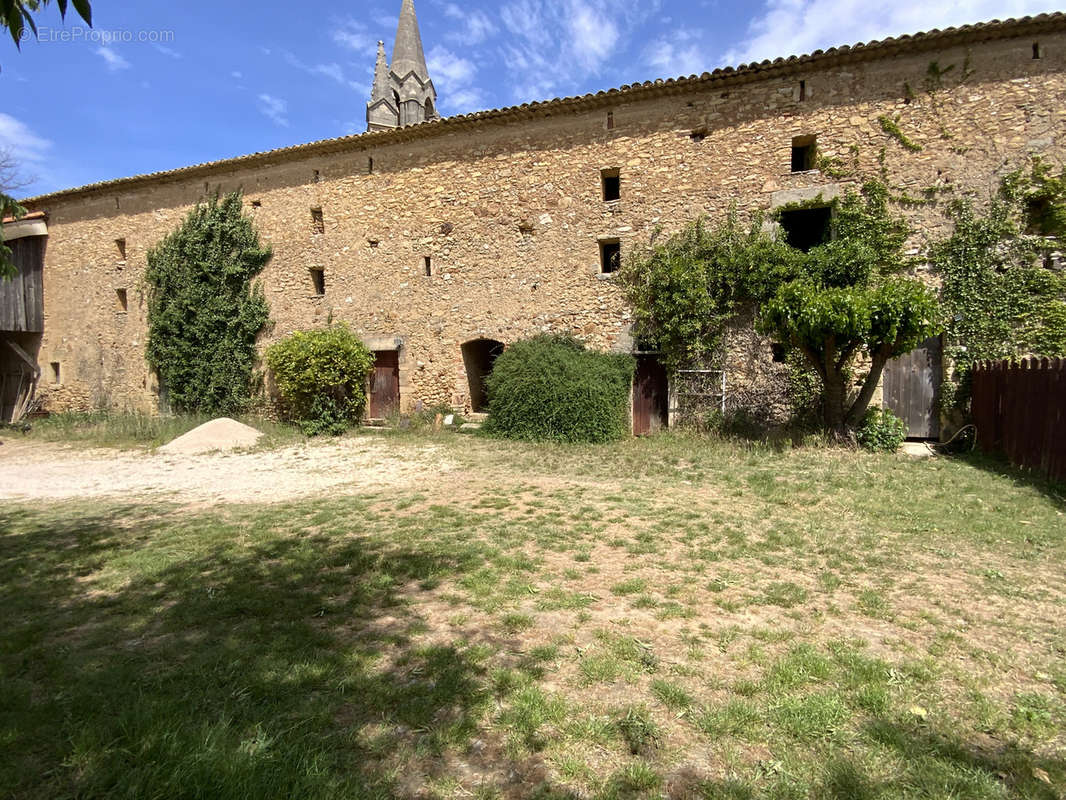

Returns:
146,192,272,414
932,159,1066,411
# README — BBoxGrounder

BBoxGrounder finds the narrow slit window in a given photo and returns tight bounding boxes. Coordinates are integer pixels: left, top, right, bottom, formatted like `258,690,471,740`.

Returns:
115,238,126,260
599,239,621,274
310,268,325,296
799,80,807,101
311,208,325,234
1033,42,1042,59
601,168,621,202
423,256,433,276
50,362,61,384
791,135,817,172
606,111,615,130
368,157,374,174
116,288,128,312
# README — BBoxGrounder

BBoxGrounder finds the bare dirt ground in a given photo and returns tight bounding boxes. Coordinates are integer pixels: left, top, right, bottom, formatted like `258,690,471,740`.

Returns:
0,435,455,504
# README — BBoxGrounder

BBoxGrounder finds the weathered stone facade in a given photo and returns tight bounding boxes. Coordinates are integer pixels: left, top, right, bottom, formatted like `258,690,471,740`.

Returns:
15,15,1066,424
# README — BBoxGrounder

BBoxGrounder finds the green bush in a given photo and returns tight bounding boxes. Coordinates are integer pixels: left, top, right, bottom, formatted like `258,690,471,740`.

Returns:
856,407,907,453
146,192,271,414
484,335,635,443
265,325,375,435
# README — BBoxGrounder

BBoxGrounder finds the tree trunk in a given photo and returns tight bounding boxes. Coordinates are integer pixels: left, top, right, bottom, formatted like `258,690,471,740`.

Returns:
823,365,848,435
844,350,890,430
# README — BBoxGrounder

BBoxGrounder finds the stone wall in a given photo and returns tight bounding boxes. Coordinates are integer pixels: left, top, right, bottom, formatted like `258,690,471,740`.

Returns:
25,28,1066,420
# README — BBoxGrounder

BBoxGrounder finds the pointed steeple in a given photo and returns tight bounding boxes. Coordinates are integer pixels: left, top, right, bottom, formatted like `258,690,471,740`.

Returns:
390,0,430,81
370,40,390,104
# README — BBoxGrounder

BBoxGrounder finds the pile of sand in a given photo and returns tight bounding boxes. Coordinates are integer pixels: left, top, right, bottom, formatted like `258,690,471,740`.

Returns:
158,418,263,455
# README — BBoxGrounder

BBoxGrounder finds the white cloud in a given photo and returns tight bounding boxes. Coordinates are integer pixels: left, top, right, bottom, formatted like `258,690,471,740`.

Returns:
257,94,289,127
284,51,360,89
0,113,52,167
644,29,707,78
332,19,378,56
231,70,243,79
153,44,182,59
427,46,486,114
498,0,659,101
96,46,130,72
723,0,1063,66
443,4,498,45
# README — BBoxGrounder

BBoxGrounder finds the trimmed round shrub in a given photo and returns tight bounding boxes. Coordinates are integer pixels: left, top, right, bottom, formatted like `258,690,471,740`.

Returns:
484,335,635,443
856,407,907,452
266,325,375,435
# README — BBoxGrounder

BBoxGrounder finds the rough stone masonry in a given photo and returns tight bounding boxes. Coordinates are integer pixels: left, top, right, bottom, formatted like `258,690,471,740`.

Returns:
10,13,1066,426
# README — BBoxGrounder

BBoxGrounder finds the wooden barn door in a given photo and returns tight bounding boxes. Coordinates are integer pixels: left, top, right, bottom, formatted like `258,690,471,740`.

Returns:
633,355,669,436
369,350,400,418
883,336,942,439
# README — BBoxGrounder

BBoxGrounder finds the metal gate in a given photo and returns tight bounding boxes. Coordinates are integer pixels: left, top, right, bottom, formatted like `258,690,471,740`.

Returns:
883,335,942,439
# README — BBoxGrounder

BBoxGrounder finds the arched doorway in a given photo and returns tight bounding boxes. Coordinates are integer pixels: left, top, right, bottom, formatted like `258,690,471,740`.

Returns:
461,339,504,413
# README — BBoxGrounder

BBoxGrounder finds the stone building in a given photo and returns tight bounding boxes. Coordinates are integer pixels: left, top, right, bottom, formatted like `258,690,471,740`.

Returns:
3,11,1065,436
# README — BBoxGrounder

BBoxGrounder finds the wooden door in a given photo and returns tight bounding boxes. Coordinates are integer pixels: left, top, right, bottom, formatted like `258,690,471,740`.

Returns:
369,350,400,418
633,355,669,436
883,336,941,439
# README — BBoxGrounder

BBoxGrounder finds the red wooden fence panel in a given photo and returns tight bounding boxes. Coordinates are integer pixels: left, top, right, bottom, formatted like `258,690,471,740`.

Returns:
971,358,1066,483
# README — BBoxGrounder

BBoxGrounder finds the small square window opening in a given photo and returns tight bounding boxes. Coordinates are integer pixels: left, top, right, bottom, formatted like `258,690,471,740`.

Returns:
779,206,832,252
599,239,621,274
791,135,817,172
310,268,325,295
601,168,621,202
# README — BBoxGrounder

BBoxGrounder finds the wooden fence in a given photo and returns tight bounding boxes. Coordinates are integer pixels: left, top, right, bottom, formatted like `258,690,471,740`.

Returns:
971,358,1066,483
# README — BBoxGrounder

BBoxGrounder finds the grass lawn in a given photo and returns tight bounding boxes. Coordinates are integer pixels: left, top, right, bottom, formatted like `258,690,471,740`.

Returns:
1,431,1064,799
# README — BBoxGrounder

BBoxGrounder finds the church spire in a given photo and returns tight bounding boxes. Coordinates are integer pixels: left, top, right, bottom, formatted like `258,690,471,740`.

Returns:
366,0,440,131
390,0,430,81
370,40,390,104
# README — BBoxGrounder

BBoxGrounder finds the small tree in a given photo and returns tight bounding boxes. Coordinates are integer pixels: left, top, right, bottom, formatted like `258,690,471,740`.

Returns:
265,325,375,435
1,149,28,280
146,192,271,414
622,182,941,436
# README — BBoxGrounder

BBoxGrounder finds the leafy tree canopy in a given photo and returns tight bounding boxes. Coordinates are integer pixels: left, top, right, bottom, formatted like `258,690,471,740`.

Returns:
146,192,271,415
2,0,91,49
622,181,941,435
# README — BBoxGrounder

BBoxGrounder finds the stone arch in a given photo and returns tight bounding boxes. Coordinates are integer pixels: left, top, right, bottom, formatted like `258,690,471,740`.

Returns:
461,338,504,413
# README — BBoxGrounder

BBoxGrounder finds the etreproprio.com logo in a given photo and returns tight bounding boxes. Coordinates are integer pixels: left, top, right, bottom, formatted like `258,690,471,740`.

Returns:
21,26,176,44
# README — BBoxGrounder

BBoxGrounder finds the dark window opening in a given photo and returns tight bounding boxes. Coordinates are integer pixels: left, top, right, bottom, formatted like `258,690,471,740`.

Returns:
601,168,621,202
606,111,615,130
799,80,807,101
779,206,832,252
310,268,325,296
425,97,434,116
600,239,621,273
1033,42,1042,59
791,135,817,172
368,239,380,248
1026,197,1053,234
116,288,128,312
368,157,374,174
311,208,325,234
313,169,321,183
251,200,262,209
423,256,433,276
690,128,708,142
461,338,505,413
50,362,60,384
771,343,788,363
115,238,126,260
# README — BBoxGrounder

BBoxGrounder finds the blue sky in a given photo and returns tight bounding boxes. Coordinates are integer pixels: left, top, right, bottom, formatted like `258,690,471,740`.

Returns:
2,0,1062,197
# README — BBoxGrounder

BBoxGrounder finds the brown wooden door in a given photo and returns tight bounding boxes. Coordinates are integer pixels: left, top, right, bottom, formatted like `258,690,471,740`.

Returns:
883,336,941,439
369,350,400,418
633,355,669,436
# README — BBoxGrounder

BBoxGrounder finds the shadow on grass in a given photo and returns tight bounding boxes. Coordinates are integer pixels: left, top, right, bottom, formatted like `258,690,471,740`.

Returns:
951,449,1066,509
0,503,551,799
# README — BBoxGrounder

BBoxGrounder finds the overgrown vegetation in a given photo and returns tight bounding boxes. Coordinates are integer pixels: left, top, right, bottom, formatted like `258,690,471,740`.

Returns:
0,191,24,279
485,335,635,443
856,407,907,452
934,159,1066,411
622,183,941,435
145,192,271,415
265,325,375,436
